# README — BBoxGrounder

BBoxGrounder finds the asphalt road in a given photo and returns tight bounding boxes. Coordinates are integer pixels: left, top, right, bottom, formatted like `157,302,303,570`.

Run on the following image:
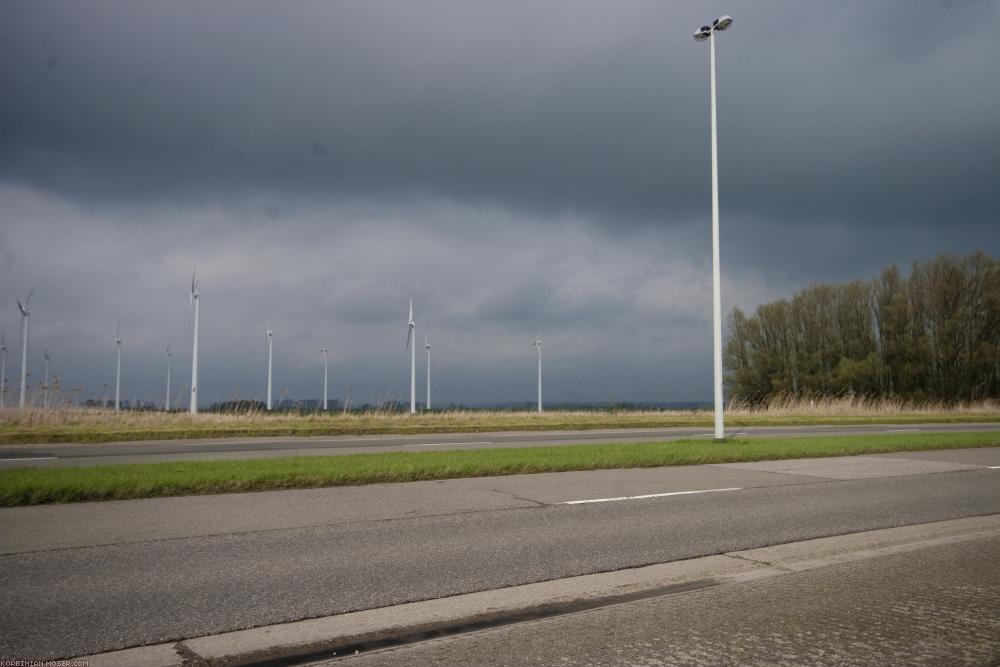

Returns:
346,533,1000,666
1,447,998,659
1,421,998,468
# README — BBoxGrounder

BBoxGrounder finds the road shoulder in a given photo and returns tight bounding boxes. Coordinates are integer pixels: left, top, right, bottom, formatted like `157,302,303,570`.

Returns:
79,514,1000,667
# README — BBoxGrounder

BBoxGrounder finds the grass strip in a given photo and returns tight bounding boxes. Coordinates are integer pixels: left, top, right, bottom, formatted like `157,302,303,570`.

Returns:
1,431,998,507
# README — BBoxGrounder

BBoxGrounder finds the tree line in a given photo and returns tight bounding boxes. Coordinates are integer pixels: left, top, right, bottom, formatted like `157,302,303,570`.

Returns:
725,253,999,403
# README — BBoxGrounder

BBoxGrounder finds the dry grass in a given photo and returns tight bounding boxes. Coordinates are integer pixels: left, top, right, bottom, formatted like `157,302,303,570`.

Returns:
728,393,1000,417
0,396,997,445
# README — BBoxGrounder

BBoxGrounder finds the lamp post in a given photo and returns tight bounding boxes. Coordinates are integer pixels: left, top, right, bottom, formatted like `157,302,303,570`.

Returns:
694,15,732,441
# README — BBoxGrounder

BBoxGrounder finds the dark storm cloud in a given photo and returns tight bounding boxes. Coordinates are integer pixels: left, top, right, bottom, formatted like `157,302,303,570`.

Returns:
0,2,998,405
2,1,997,229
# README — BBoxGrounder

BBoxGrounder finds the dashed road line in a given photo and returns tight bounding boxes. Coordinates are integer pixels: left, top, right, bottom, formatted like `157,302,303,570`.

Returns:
562,487,742,505
0,457,58,462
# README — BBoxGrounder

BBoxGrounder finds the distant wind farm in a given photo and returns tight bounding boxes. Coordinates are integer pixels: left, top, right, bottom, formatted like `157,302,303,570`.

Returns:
1,278,557,417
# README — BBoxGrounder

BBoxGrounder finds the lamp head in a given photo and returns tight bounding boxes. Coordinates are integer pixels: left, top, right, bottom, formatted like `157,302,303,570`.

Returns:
693,16,732,41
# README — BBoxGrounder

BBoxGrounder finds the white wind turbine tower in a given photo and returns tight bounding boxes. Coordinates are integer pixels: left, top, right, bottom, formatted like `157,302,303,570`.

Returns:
17,291,32,409
0,328,7,409
405,299,416,415
165,344,172,412
266,323,274,410
43,349,51,408
532,333,543,413
424,336,431,411
189,271,200,415
321,346,329,411
114,319,122,411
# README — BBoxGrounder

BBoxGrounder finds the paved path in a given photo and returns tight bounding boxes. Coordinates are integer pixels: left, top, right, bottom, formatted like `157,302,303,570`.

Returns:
1,447,998,659
345,533,1000,666
0,421,997,468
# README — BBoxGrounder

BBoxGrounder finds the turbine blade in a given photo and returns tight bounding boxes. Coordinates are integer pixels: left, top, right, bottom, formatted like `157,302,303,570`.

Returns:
405,324,412,350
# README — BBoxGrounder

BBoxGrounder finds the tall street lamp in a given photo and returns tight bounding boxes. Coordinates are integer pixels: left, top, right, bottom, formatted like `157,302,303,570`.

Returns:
694,15,733,441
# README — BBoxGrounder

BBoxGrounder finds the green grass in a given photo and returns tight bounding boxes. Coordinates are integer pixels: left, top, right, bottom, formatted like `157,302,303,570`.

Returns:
1,431,997,506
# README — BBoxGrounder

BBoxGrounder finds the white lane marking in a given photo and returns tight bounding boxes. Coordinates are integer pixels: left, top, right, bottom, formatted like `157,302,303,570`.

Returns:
988,466,1000,469
562,487,742,505
413,441,493,447
0,456,58,462
886,429,920,433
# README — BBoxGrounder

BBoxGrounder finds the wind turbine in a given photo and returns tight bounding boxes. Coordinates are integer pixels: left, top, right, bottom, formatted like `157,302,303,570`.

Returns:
424,336,431,412
189,270,200,415
114,318,122,411
532,334,543,413
165,344,172,412
266,323,273,410
405,299,415,415
1,328,7,409
17,291,32,409
43,349,51,408
321,346,329,411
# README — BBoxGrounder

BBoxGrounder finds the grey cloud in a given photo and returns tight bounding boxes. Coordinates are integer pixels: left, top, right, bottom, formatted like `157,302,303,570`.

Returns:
1,186,758,404
1,1,997,231
0,2,997,405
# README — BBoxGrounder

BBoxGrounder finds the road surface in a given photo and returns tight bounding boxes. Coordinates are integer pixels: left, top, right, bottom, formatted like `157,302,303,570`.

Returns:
1,446,998,660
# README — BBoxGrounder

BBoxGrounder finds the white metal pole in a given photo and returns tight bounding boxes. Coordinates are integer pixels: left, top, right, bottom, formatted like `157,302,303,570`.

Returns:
426,346,431,411
710,31,725,441
19,314,28,409
166,353,171,412
115,343,121,411
190,294,199,415
537,344,543,413
44,356,49,408
322,347,328,411
267,332,273,411
410,327,416,414
0,345,5,409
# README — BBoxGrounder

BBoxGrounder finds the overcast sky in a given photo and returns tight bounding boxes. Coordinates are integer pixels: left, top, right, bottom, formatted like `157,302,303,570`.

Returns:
1,1,998,407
